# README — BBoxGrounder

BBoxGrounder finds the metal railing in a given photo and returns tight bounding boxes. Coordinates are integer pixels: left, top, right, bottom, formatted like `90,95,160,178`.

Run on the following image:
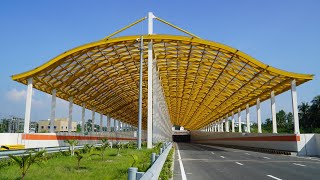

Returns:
0,144,104,159
128,142,173,180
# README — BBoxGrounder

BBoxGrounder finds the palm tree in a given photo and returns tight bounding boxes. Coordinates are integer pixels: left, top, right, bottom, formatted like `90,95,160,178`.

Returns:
100,138,110,160
64,139,78,156
9,150,46,180
74,150,83,169
299,102,310,130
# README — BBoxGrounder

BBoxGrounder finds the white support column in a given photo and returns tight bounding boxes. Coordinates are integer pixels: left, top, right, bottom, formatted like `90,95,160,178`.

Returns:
225,115,229,132
100,113,103,132
147,12,155,149
291,80,300,134
231,112,235,132
120,122,123,131
238,108,242,133
271,91,277,133
107,114,110,132
217,124,220,132
24,77,33,133
68,97,73,133
92,108,95,132
115,120,118,131
246,104,250,133
221,119,224,132
81,103,85,133
50,89,56,133
214,124,217,132
257,98,262,133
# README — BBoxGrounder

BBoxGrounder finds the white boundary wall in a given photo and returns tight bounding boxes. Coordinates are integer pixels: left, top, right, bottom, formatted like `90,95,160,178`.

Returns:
191,131,320,156
0,131,146,149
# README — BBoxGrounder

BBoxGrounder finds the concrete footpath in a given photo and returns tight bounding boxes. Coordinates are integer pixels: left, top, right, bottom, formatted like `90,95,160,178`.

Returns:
174,143,320,180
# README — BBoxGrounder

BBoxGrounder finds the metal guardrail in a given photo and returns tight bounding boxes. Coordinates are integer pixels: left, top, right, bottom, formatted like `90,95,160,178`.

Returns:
128,142,173,180
0,144,103,159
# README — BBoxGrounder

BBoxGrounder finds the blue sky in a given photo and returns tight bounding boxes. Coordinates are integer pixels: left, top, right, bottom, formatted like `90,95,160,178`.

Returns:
0,0,319,125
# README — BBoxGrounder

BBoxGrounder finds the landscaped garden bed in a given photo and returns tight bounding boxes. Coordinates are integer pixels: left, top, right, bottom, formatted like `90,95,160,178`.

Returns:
0,141,154,180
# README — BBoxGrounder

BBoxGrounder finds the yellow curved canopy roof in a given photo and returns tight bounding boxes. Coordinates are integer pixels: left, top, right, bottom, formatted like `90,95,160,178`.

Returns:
12,34,313,130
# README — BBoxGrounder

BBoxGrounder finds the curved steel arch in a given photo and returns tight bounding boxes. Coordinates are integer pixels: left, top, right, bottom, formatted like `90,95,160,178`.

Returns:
12,34,313,130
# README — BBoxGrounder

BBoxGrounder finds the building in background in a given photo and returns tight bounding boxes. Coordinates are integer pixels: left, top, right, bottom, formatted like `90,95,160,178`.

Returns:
38,118,77,132
0,116,38,133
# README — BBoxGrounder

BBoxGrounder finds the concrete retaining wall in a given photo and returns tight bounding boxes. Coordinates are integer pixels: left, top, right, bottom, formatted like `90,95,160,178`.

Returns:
190,131,320,156
1,131,145,149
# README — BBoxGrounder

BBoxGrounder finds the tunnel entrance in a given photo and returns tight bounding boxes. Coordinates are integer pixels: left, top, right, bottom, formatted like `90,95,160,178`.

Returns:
172,130,190,142
173,134,190,142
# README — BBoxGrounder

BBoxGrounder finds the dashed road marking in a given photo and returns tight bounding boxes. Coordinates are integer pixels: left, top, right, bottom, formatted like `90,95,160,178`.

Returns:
245,153,250,155
220,156,225,159
267,175,283,180
211,152,215,155
235,162,243,166
263,157,271,159
293,163,306,167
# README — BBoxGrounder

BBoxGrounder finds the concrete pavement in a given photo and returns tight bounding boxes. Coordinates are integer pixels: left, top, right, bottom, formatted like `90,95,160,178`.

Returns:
173,143,320,180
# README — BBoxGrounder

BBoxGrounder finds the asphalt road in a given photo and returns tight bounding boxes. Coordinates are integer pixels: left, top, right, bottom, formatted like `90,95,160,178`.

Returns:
173,143,320,180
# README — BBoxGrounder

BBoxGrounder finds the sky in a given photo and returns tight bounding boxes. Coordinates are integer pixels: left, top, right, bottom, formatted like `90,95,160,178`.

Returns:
0,0,319,125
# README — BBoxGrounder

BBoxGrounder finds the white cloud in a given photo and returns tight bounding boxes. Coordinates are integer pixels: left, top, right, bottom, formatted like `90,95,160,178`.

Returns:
5,88,44,106
5,88,27,102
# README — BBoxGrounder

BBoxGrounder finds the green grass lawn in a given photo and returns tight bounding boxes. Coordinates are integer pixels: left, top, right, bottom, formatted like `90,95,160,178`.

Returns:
0,147,153,180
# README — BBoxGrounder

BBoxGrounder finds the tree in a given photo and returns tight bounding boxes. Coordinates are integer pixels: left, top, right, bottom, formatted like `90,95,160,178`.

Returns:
9,150,46,180
64,139,78,156
76,124,81,132
74,150,83,169
276,110,287,128
286,112,293,132
299,102,310,130
100,138,110,160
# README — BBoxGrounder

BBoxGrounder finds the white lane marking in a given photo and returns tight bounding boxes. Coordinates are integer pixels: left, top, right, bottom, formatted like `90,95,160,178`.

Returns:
177,144,187,180
267,175,283,180
245,153,250,155
235,162,243,166
211,152,215,155
293,163,306,167
186,173,192,175
220,156,225,159
263,157,271,159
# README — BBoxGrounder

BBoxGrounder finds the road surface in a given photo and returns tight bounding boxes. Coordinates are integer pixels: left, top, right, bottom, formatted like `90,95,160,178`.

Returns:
173,143,320,180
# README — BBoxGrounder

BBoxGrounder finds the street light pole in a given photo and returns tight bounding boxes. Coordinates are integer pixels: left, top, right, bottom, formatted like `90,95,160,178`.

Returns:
137,36,144,149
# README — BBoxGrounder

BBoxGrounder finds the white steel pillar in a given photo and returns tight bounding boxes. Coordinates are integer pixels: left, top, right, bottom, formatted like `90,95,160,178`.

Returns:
92,108,95,132
271,91,277,133
100,114,103,132
225,115,229,132
231,112,235,132
107,114,110,132
257,98,262,133
50,89,56,133
214,124,217,132
115,120,118,131
238,108,242,133
147,12,155,149
221,119,224,132
246,104,250,133
120,122,123,131
291,80,300,134
81,103,85,133
24,77,33,133
68,97,73,133
217,124,220,132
